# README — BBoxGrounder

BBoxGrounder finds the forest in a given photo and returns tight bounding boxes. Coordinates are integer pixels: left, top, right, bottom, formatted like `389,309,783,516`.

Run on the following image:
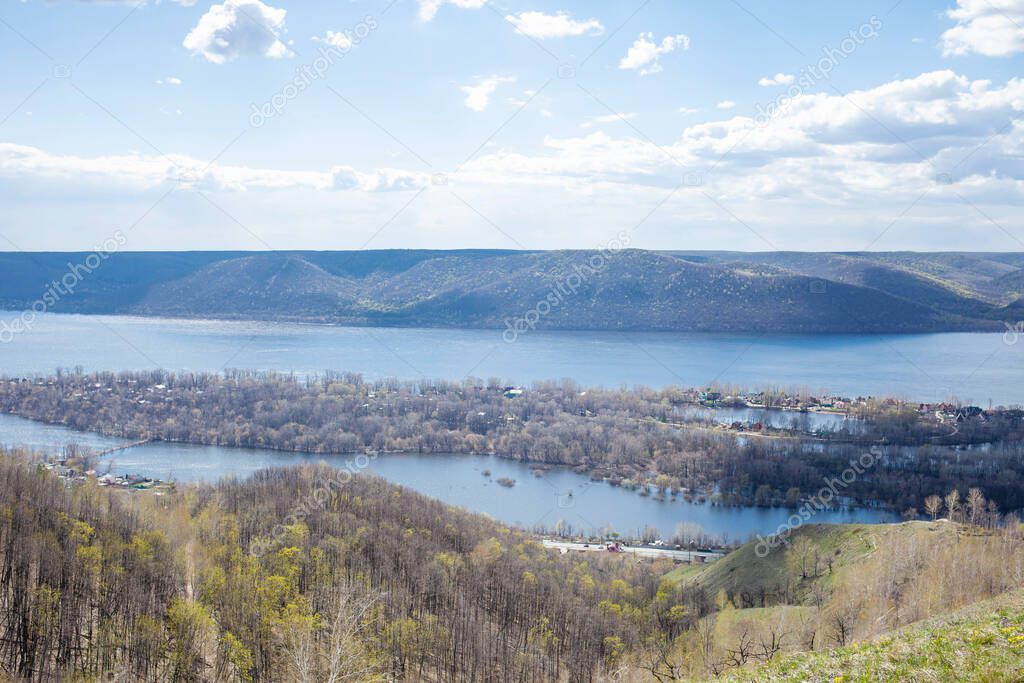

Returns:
0,447,701,681
0,446,1021,681
1,370,1023,513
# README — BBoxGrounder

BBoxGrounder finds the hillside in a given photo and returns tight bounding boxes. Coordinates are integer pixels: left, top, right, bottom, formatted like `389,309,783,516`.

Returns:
0,450,681,681
1,442,1020,681
718,589,1024,682
655,521,1024,680
667,522,966,606
1,250,1021,333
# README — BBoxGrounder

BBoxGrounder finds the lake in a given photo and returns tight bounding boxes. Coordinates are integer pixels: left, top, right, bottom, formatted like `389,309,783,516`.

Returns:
0,312,1021,404
0,413,893,542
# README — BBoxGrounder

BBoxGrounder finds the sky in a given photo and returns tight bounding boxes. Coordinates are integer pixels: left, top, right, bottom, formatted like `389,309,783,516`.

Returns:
1,0,1023,252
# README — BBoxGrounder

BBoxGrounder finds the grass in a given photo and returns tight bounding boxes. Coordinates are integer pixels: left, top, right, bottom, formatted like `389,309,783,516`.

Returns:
718,589,1024,682
667,521,961,605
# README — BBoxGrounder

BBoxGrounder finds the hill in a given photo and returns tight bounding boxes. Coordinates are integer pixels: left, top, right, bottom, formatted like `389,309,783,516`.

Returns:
667,522,966,606
718,589,1024,682
0,450,679,681
1,250,1021,333
1,442,1020,681
652,520,1024,680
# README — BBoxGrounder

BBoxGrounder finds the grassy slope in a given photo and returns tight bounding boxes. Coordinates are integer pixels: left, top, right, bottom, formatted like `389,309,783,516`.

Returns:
667,522,957,602
718,589,1024,682
668,522,1024,681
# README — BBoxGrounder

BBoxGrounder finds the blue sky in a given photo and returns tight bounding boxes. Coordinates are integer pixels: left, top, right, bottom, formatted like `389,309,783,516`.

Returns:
1,0,1023,251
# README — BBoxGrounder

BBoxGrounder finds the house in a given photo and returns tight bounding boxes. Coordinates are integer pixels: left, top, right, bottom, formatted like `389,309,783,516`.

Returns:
699,389,722,403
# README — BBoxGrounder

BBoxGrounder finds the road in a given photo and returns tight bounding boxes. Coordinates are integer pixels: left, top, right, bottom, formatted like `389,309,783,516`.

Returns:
541,540,724,563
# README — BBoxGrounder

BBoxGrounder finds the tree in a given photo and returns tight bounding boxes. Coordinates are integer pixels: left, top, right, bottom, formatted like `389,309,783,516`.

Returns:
967,488,986,527
944,489,961,522
924,495,942,521
165,599,214,680
786,536,817,580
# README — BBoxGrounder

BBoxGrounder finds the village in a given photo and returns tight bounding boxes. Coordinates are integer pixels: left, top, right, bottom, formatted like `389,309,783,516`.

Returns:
541,539,724,565
692,387,994,423
37,459,173,494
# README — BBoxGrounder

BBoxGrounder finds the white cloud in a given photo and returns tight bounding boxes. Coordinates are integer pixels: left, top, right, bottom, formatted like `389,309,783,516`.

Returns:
461,75,516,112
454,70,1024,209
619,32,690,76
183,0,291,64
678,106,699,115
942,0,1024,56
758,72,795,86
581,112,636,128
16,70,1021,200
417,0,486,22
716,100,736,110
0,143,428,193
6,70,1024,250
155,76,183,86
313,30,352,50
505,11,603,39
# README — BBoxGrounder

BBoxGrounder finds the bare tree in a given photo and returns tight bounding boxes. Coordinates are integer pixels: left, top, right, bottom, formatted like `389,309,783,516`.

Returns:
944,489,961,522
966,488,986,527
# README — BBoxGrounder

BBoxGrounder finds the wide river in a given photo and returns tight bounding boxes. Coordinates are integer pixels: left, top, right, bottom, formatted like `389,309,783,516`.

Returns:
0,312,1021,404
0,312,1010,538
0,413,893,542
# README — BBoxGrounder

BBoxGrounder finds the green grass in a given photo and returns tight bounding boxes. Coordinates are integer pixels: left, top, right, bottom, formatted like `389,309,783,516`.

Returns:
668,522,958,605
718,590,1024,682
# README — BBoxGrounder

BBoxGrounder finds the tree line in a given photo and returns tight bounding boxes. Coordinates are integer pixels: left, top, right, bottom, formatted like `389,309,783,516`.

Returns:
1,370,1023,513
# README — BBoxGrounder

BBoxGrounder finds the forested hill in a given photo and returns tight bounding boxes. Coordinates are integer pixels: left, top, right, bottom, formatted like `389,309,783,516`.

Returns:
2,250,1023,333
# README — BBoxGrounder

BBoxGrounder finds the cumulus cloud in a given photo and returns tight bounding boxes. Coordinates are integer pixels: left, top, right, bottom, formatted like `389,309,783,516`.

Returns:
155,76,183,86
505,11,603,39
942,0,1024,56
716,100,736,110
183,0,291,64
758,72,795,86
461,75,516,112
452,70,1024,210
619,32,690,75
6,70,1024,248
417,0,486,22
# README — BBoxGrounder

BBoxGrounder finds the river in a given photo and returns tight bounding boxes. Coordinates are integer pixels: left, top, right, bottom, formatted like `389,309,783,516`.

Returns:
0,313,1021,404
0,413,893,542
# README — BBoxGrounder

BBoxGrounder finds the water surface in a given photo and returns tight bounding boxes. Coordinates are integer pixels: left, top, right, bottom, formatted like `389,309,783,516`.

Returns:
1,313,1019,404
0,413,894,541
